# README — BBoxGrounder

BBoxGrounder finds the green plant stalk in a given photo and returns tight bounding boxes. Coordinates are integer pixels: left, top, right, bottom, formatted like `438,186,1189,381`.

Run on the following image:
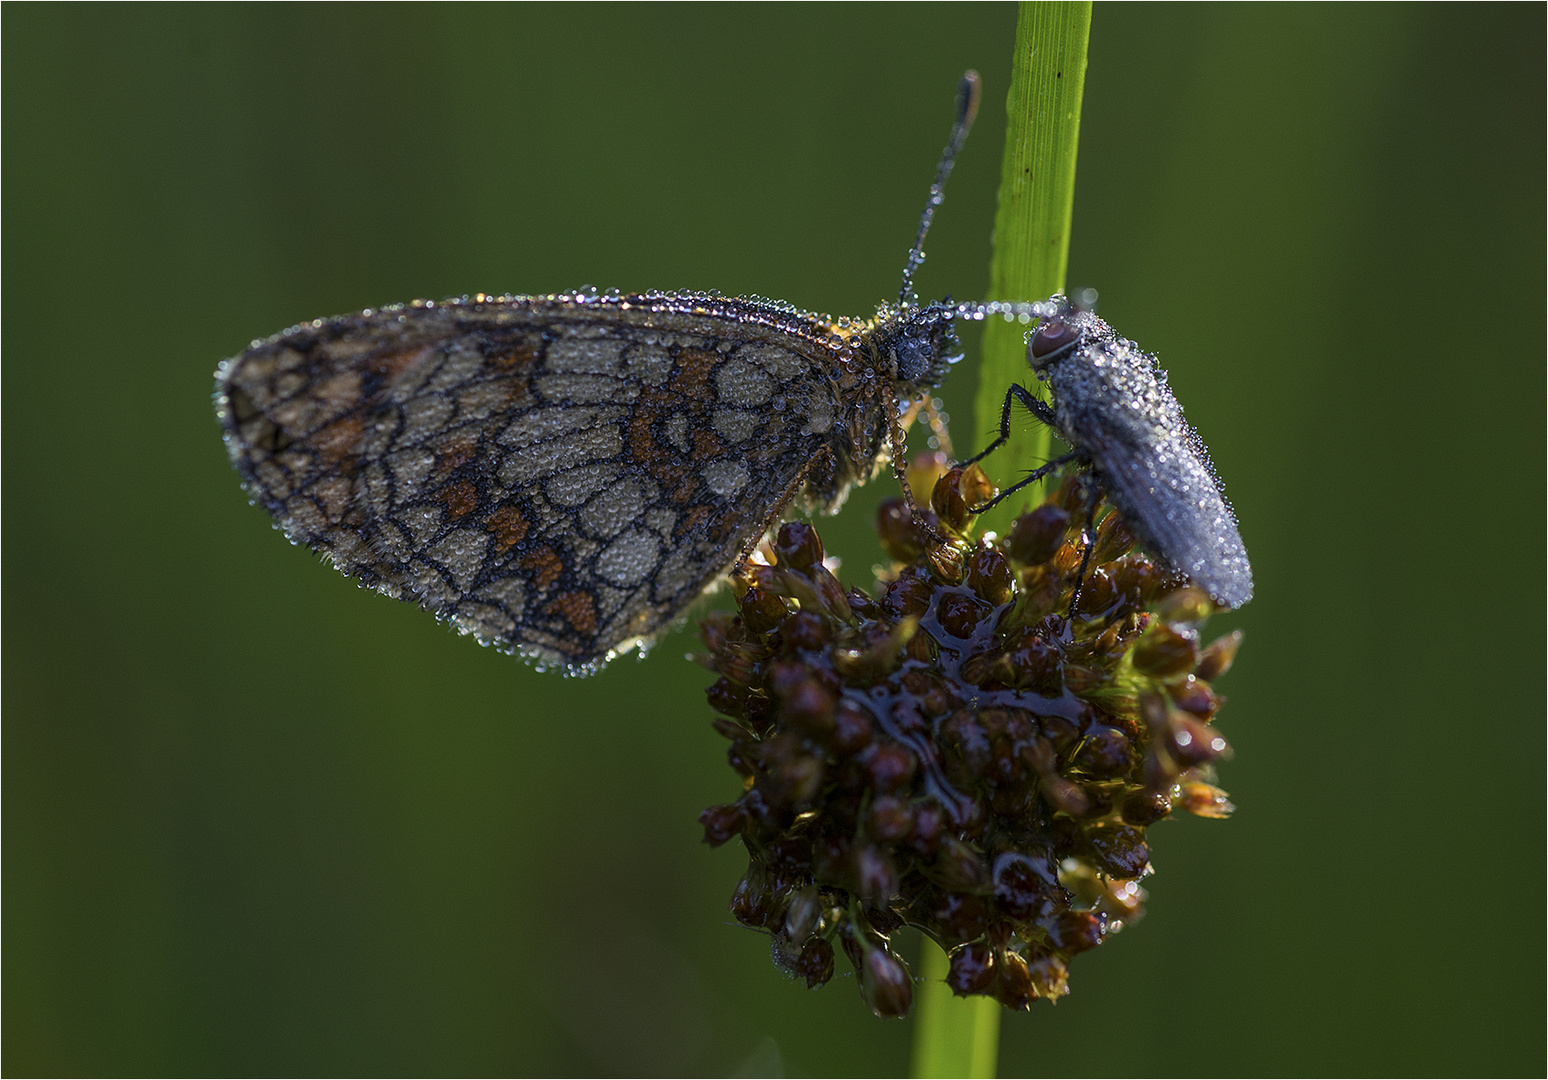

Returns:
910,938,1000,1079
911,6,1091,1078
971,0,1092,539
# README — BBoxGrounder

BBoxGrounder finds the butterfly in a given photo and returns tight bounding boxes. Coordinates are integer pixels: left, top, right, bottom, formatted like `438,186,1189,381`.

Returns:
214,73,1045,675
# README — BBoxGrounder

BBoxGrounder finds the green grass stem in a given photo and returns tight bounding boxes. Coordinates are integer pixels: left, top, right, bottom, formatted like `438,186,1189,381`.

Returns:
971,1,1092,537
911,6,1091,1076
910,938,1000,1078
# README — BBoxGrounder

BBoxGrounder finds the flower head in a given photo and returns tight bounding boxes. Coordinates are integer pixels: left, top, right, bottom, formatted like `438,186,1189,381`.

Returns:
698,461,1242,1017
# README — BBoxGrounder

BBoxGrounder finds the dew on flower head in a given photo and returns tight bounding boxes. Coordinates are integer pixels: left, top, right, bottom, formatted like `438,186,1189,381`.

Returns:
696,463,1243,1016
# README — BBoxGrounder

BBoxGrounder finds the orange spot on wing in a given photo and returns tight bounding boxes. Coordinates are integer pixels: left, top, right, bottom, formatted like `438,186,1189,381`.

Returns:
485,338,539,371
498,372,533,409
486,505,530,553
434,480,480,521
482,343,535,408
545,591,598,636
628,406,660,463
676,503,711,539
670,348,719,398
520,546,564,590
311,414,363,466
709,508,742,542
370,345,433,384
629,392,688,485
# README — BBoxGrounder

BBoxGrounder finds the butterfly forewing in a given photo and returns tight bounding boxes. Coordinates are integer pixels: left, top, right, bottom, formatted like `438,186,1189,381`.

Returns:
217,293,883,673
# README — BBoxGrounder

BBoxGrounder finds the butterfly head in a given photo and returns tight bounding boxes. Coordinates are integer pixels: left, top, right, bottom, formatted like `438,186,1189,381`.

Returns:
879,300,965,391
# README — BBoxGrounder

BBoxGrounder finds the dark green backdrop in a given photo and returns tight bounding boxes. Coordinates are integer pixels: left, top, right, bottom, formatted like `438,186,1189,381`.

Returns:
6,5,1543,1076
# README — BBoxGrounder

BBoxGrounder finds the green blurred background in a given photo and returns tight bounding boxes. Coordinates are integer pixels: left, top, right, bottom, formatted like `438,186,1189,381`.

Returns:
6,5,1542,1075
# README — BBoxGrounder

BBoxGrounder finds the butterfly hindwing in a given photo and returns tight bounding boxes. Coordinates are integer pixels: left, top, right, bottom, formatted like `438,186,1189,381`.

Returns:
216,293,876,672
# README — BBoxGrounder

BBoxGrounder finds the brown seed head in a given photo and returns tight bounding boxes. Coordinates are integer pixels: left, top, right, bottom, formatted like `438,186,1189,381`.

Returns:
698,474,1243,1015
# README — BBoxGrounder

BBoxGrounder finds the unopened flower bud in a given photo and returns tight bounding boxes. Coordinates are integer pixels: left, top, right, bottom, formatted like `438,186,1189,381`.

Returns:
1194,628,1243,682
1169,675,1220,719
826,699,874,756
946,941,996,996
994,949,1036,1010
774,521,824,569
926,542,965,584
1041,773,1093,817
1120,788,1172,826
730,868,775,929
867,795,915,842
699,803,744,847
1153,586,1213,624
965,546,1014,605
1166,711,1230,766
1082,821,1151,879
1073,567,1117,616
930,468,973,531
705,678,748,722
698,611,736,654
856,845,900,904
1070,725,1134,779
738,586,789,633
882,567,934,618
715,640,764,685
795,937,835,989
1006,503,1072,566
1026,950,1070,1001
859,946,915,1019
935,591,989,638
782,885,822,942
1090,510,1137,565
778,678,835,736
993,850,1059,920
780,610,831,651
930,836,991,893
863,742,918,793
876,497,927,562
807,563,855,623
1178,780,1236,818
1131,624,1199,678
1047,910,1106,954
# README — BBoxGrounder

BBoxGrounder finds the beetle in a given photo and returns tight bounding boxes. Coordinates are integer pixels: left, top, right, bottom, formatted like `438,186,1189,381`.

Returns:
961,300,1254,610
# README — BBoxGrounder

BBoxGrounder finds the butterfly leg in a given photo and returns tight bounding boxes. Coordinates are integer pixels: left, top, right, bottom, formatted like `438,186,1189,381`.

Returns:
884,384,949,547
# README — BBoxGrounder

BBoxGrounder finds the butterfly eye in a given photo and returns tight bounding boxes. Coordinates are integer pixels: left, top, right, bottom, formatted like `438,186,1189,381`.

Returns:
894,332,931,382
1029,319,1079,360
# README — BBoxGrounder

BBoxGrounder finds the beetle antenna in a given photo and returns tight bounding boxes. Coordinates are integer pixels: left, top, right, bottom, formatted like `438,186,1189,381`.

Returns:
899,71,981,307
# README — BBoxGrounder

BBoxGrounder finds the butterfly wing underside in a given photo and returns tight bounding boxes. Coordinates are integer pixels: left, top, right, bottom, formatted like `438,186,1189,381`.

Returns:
216,295,859,673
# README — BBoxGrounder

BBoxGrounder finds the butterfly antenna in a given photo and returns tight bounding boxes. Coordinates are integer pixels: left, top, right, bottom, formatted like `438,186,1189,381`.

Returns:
898,70,982,308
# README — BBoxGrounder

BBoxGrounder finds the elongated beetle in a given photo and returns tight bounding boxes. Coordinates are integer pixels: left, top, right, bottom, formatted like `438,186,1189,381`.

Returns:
963,300,1253,610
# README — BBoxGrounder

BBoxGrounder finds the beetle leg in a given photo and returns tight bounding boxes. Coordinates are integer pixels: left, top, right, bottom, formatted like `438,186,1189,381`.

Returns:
957,383,1051,468
1066,474,1103,620
967,449,1084,515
